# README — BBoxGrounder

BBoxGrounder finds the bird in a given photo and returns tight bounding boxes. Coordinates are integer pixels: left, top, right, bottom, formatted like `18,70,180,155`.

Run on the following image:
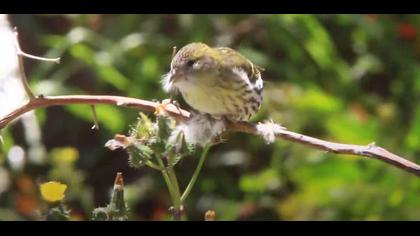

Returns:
162,42,263,122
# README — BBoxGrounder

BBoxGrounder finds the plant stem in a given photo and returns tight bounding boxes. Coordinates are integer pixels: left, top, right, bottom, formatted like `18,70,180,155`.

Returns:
156,158,176,205
181,145,211,202
161,170,176,205
145,160,164,171
166,154,182,199
167,166,181,205
166,165,182,220
156,156,182,221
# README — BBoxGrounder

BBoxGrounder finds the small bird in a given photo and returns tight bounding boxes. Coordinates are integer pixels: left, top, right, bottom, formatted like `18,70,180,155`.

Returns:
163,42,263,121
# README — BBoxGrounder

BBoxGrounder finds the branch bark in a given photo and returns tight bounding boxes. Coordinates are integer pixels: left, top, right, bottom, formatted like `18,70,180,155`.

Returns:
1,95,420,177
3,28,420,180
228,121,420,176
0,95,189,130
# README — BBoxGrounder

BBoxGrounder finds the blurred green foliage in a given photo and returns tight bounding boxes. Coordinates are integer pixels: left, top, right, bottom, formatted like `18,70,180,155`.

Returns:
1,14,420,220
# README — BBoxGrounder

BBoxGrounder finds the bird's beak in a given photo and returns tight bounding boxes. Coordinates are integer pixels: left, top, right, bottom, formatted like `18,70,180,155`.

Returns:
169,69,183,83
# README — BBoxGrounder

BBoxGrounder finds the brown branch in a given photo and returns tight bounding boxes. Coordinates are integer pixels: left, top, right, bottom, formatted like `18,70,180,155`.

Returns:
13,27,61,100
1,95,420,177
4,28,420,179
14,27,35,100
0,95,189,130
228,121,420,177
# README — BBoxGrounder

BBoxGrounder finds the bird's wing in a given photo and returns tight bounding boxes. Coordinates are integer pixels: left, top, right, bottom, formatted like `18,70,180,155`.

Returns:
215,47,263,82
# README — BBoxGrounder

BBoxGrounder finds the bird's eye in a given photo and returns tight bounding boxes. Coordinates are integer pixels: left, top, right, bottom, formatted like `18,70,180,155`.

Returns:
186,60,196,67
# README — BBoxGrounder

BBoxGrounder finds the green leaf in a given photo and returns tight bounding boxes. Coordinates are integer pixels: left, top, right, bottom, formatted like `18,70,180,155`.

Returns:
127,144,154,168
65,105,124,132
46,205,71,221
92,207,109,221
133,112,154,139
326,113,378,144
164,129,195,166
96,65,130,91
69,43,95,65
405,105,420,150
239,169,282,193
157,116,173,141
140,56,159,80
0,129,14,160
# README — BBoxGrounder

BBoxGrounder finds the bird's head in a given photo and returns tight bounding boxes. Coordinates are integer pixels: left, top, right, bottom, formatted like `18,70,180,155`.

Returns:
163,42,221,91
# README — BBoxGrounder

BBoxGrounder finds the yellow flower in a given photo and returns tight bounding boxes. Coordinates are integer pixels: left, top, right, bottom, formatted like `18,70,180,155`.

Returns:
40,181,67,202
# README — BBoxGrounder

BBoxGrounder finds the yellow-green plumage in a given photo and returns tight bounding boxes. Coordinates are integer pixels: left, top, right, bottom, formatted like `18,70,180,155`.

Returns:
163,42,263,121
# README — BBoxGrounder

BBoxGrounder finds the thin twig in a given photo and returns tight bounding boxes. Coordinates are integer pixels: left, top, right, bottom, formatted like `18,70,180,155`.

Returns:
18,51,60,64
13,27,61,101
13,27,35,100
13,27,60,64
90,105,100,130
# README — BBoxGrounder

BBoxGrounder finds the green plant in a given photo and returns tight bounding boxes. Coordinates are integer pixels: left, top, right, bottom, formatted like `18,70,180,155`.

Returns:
105,112,211,220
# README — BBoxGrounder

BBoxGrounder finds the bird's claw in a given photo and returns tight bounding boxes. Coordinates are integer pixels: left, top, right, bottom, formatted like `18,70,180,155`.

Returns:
155,97,183,115
169,98,183,115
155,98,183,116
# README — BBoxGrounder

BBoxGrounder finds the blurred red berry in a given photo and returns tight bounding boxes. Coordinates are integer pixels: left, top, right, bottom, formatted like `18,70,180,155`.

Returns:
151,207,166,220
397,23,417,41
16,195,39,217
